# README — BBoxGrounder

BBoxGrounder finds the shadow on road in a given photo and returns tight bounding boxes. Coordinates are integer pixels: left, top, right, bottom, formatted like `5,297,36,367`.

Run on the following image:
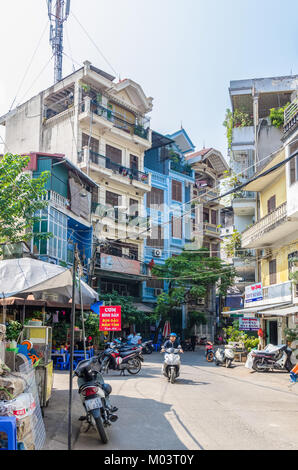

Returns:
76,394,193,450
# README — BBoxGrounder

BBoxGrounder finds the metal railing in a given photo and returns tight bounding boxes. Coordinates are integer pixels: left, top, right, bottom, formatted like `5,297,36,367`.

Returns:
80,149,150,184
233,191,256,200
284,97,298,129
80,98,150,140
242,202,287,247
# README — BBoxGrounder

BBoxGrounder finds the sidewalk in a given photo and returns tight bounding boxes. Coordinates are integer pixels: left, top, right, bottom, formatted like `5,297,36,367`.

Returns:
43,371,82,450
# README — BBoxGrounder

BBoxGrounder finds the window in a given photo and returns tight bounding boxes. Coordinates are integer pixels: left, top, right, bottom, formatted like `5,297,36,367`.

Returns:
106,144,122,164
211,210,218,226
211,243,220,258
146,279,164,289
172,180,182,202
106,191,120,220
203,208,210,223
147,187,164,208
269,259,277,285
267,196,276,214
82,133,99,154
171,216,182,239
147,225,164,248
129,199,138,217
48,207,68,261
130,155,139,170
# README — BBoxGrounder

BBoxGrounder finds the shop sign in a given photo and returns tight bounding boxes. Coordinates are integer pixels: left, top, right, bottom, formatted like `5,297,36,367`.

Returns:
245,283,263,303
239,317,260,331
99,306,121,332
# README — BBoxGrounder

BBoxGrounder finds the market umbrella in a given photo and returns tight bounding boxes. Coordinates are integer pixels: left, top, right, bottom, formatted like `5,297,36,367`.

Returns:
163,320,171,338
0,257,98,304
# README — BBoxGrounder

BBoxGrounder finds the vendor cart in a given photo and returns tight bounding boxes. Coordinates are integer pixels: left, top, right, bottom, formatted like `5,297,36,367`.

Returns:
22,325,54,407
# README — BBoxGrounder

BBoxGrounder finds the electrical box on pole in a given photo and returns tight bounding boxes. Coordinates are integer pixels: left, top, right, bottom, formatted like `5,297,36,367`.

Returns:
47,0,71,84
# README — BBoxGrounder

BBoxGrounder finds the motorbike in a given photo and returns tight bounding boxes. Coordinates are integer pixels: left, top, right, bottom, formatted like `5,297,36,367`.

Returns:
205,342,215,362
198,336,208,345
246,344,294,373
215,345,235,368
162,348,181,383
74,356,118,444
181,340,194,352
141,340,154,354
100,344,143,375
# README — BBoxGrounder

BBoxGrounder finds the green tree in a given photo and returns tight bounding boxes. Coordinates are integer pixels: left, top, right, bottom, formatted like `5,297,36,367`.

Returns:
0,153,50,244
152,249,236,321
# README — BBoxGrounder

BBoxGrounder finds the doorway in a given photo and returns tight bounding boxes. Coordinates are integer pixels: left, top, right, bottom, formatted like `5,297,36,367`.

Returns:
268,320,278,345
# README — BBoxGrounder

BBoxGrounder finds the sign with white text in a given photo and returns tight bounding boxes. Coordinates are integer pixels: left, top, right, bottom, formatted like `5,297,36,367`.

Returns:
239,318,260,331
245,283,263,303
99,306,121,332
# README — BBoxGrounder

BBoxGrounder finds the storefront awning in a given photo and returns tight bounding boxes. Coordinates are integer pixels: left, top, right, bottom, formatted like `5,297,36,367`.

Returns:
260,305,298,317
222,302,291,316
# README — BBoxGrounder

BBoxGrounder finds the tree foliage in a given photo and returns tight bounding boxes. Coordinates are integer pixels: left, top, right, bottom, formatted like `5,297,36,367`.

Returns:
152,249,236,321
0,153,50,244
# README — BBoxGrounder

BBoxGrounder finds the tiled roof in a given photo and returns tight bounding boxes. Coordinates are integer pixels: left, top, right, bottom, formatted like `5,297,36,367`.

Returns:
185,148,213,160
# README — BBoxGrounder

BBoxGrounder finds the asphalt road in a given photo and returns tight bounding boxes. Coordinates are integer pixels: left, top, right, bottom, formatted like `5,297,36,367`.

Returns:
73,350,298,450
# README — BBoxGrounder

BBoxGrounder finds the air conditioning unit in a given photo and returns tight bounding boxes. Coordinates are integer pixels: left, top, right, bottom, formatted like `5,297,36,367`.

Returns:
154,289,163,297
153,249,162,258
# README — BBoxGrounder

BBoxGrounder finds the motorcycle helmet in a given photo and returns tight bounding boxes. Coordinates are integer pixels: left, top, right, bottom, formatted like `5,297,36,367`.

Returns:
170,333,177,337
102,383,112,397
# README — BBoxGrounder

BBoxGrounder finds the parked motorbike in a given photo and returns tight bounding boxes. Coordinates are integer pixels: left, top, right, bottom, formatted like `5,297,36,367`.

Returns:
74,356,118,444
141,340,154,354
246,344,294,373
181,340,193,352
162,347,181,383
100,344,143,375
205,342,215,362
215,345,235,368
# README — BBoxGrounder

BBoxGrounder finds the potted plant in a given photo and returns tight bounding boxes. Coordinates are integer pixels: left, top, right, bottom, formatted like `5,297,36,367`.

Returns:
284,327,298,347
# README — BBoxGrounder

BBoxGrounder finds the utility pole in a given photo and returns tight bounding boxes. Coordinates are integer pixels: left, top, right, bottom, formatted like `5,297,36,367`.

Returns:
47,0,71,84
68,243,77,451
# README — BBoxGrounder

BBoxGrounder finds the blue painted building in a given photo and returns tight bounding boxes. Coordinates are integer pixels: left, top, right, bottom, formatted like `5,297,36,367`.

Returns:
30,153,98,277
142,129,195,304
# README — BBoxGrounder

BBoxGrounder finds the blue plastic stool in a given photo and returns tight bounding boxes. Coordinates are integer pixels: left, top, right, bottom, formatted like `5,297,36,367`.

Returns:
0,416,17,450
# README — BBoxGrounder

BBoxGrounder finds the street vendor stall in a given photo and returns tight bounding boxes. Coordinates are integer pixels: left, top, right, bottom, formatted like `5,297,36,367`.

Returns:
0,257,98,412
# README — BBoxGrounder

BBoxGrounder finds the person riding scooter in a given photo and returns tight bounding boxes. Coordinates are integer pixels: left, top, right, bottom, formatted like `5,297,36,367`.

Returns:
161,333,184,383
161,333,184,353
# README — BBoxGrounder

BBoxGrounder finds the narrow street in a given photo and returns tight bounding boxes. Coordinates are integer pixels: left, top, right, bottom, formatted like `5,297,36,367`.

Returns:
71,350,298,451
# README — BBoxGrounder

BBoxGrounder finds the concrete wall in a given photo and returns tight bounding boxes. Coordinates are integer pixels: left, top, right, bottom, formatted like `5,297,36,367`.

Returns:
257,124,283,171
4,94,42,154
259,172,287,218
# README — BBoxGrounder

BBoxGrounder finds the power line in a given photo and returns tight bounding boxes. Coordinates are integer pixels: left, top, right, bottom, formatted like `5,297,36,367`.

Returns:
71,10,119,79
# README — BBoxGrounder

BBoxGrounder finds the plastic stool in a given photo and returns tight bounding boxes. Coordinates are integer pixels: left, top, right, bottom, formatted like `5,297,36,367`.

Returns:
0,416,17,450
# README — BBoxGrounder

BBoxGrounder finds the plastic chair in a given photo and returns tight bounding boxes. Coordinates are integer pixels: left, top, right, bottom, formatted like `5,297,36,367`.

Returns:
0,416,17,450
56,353,70,370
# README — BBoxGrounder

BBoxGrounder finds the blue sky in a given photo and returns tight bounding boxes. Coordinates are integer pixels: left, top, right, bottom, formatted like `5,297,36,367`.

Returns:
0,0,298,158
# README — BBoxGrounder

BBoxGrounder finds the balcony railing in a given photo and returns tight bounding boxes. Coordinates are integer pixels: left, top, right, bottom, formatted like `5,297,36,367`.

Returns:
233,191,256,200
242,202,287,247
91,202,150,227
170,161,193,177
203,223,221,236
79,149,150,185
80,98,150,141
197,188,219,201
284,97,298,133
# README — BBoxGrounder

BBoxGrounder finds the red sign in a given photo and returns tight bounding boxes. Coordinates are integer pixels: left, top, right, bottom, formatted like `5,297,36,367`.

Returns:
99,306,122,332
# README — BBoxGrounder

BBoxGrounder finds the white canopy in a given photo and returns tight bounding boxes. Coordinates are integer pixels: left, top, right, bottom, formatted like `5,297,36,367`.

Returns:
0,258,98,305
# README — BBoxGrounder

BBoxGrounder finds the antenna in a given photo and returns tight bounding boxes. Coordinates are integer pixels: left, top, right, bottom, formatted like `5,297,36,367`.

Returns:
47,0,71,84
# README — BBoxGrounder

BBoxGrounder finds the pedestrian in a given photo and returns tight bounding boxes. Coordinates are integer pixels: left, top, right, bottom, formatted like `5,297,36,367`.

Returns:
258,327,264,350
190,335,197,352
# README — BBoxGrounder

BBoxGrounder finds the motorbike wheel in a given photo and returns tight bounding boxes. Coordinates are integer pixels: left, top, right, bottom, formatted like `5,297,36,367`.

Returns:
286,360,294,372
215,360,220,366
206,352,214,362
170,367,176,384
252,359,269,373
91,415,108,444
146,346,153,355
225,359,232,368
127,358,142,375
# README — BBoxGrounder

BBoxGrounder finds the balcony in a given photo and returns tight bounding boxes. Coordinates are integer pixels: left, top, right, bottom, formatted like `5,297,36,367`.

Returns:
44,190,92,226
79,97,151,145
170,161,193,177
284,97,298,135
244,281,293,308
232,126,254,149
196,188,220,203
241,202,298,248
232,191,256,216
203,223,221,239
78,148,151,187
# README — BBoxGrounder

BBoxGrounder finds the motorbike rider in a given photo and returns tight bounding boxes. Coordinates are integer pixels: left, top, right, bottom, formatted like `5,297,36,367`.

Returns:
161,333,184,353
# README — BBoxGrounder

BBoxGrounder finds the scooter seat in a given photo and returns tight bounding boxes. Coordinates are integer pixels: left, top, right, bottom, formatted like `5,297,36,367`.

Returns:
119,350,138,357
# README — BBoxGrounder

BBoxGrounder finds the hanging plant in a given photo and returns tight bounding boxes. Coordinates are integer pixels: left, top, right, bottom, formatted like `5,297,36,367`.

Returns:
270,103,290,129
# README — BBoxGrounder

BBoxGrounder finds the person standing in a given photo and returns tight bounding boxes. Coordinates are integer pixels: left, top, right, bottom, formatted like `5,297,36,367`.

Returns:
258,327,264,350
